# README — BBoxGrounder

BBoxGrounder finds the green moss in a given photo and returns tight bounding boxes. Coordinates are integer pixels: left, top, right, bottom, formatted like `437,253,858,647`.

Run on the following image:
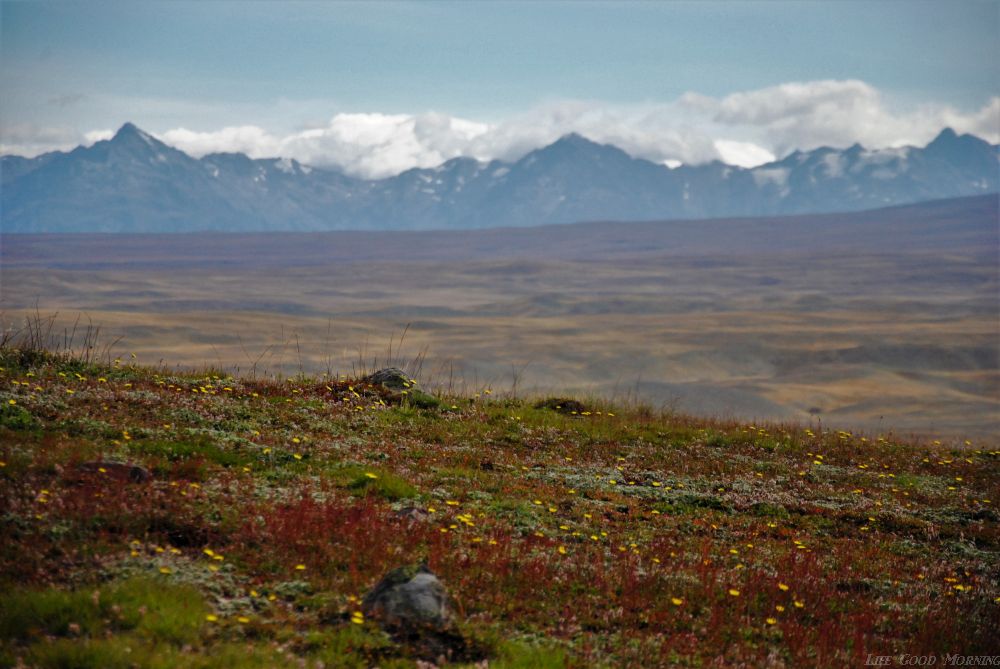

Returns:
0,587,106,640
0,578,206,646
342,466,418,501
489,638,570,669
21,638,134,669
402,389,443,410
308,625,399,668
15,639,294,669
128,436,253,469
0,402,36,431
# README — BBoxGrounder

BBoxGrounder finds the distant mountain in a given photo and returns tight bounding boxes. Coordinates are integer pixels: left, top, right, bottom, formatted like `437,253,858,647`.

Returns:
2,124,997,232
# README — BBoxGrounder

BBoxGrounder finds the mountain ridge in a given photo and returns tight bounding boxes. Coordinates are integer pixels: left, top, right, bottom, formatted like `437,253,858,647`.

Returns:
2,124,997,233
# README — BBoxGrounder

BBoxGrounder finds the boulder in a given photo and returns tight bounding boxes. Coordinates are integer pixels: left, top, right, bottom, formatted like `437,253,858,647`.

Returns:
360,563,487,663
364,367,414,391
362,563,453,631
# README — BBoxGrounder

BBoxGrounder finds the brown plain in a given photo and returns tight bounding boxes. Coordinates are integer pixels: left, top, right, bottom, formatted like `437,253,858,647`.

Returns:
2,195,997,439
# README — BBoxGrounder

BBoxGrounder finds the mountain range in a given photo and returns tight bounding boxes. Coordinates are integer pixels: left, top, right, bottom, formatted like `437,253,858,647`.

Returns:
2,123,997,233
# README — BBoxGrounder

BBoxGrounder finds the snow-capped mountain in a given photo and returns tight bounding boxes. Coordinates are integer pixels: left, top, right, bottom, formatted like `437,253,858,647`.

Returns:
1,123,997,233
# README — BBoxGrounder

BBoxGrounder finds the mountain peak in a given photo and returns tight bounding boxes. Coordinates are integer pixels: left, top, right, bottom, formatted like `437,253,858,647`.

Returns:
112,122,158,146
114,122,141,137
552,132,600,148
931,127,959,144
925,126,990,157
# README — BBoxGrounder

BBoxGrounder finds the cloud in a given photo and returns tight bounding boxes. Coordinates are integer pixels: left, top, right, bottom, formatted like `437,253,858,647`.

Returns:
713,140,775,168
691,79,1000,155
83,129,114,144
4,80,997,177
161,125,280,159
0,123,81,157
156,104,729,178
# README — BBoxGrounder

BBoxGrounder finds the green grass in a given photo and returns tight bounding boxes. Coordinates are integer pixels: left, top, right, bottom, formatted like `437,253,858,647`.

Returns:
0,578,206,645
128,436,254,470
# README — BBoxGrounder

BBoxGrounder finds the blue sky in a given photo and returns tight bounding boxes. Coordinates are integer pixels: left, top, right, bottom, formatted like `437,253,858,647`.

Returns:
2,1,998,174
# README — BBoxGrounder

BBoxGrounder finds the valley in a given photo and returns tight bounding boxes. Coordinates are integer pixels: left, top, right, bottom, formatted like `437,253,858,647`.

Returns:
3,196,997,438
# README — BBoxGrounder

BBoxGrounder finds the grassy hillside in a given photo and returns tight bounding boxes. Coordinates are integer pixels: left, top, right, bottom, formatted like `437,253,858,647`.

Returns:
0,346,997,668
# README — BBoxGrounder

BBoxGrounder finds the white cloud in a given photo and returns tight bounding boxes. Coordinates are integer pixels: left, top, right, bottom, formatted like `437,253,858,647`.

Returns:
713,140,775,168
0,123,80,157
83,129,114,144
161,125,280,159
4,80,997,177
695,80,1000,155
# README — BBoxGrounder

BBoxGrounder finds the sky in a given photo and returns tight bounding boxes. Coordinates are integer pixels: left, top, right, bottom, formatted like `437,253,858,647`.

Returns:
1,0,998,177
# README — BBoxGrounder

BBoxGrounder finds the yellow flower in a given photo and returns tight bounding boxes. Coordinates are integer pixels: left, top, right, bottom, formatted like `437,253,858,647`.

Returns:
671,597,683,606
159,567,172,574
728,589,740,597
237,616,250,623
205,614,218,622
295,564,306,571
766,617,777,625
778,583,789,591
365,472,378,479
793,600,804,608
557,546,567,555
775,605,785,612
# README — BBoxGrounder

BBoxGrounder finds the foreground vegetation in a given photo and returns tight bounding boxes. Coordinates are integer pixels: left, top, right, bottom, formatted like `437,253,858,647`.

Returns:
0,346,997,668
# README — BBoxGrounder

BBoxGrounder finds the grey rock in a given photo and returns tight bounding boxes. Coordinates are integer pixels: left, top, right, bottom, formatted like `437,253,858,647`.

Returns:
362,563,453,631
364,367,414,391
395,506,430,523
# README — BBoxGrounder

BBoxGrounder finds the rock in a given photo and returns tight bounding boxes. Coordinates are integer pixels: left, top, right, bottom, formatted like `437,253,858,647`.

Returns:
395,506,430,523
361,564,486,663
364,367,414,391
76,461,151,483
534,397,587,415
362,563,453,631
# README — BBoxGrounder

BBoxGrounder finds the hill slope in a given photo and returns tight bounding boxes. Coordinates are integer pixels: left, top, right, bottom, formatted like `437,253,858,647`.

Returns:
1,349,997,667
2,124,997,232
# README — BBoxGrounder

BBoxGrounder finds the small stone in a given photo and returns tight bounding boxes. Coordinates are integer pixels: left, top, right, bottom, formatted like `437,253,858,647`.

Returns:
534,397,587,415
76,461,152,483
395,506,430,523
